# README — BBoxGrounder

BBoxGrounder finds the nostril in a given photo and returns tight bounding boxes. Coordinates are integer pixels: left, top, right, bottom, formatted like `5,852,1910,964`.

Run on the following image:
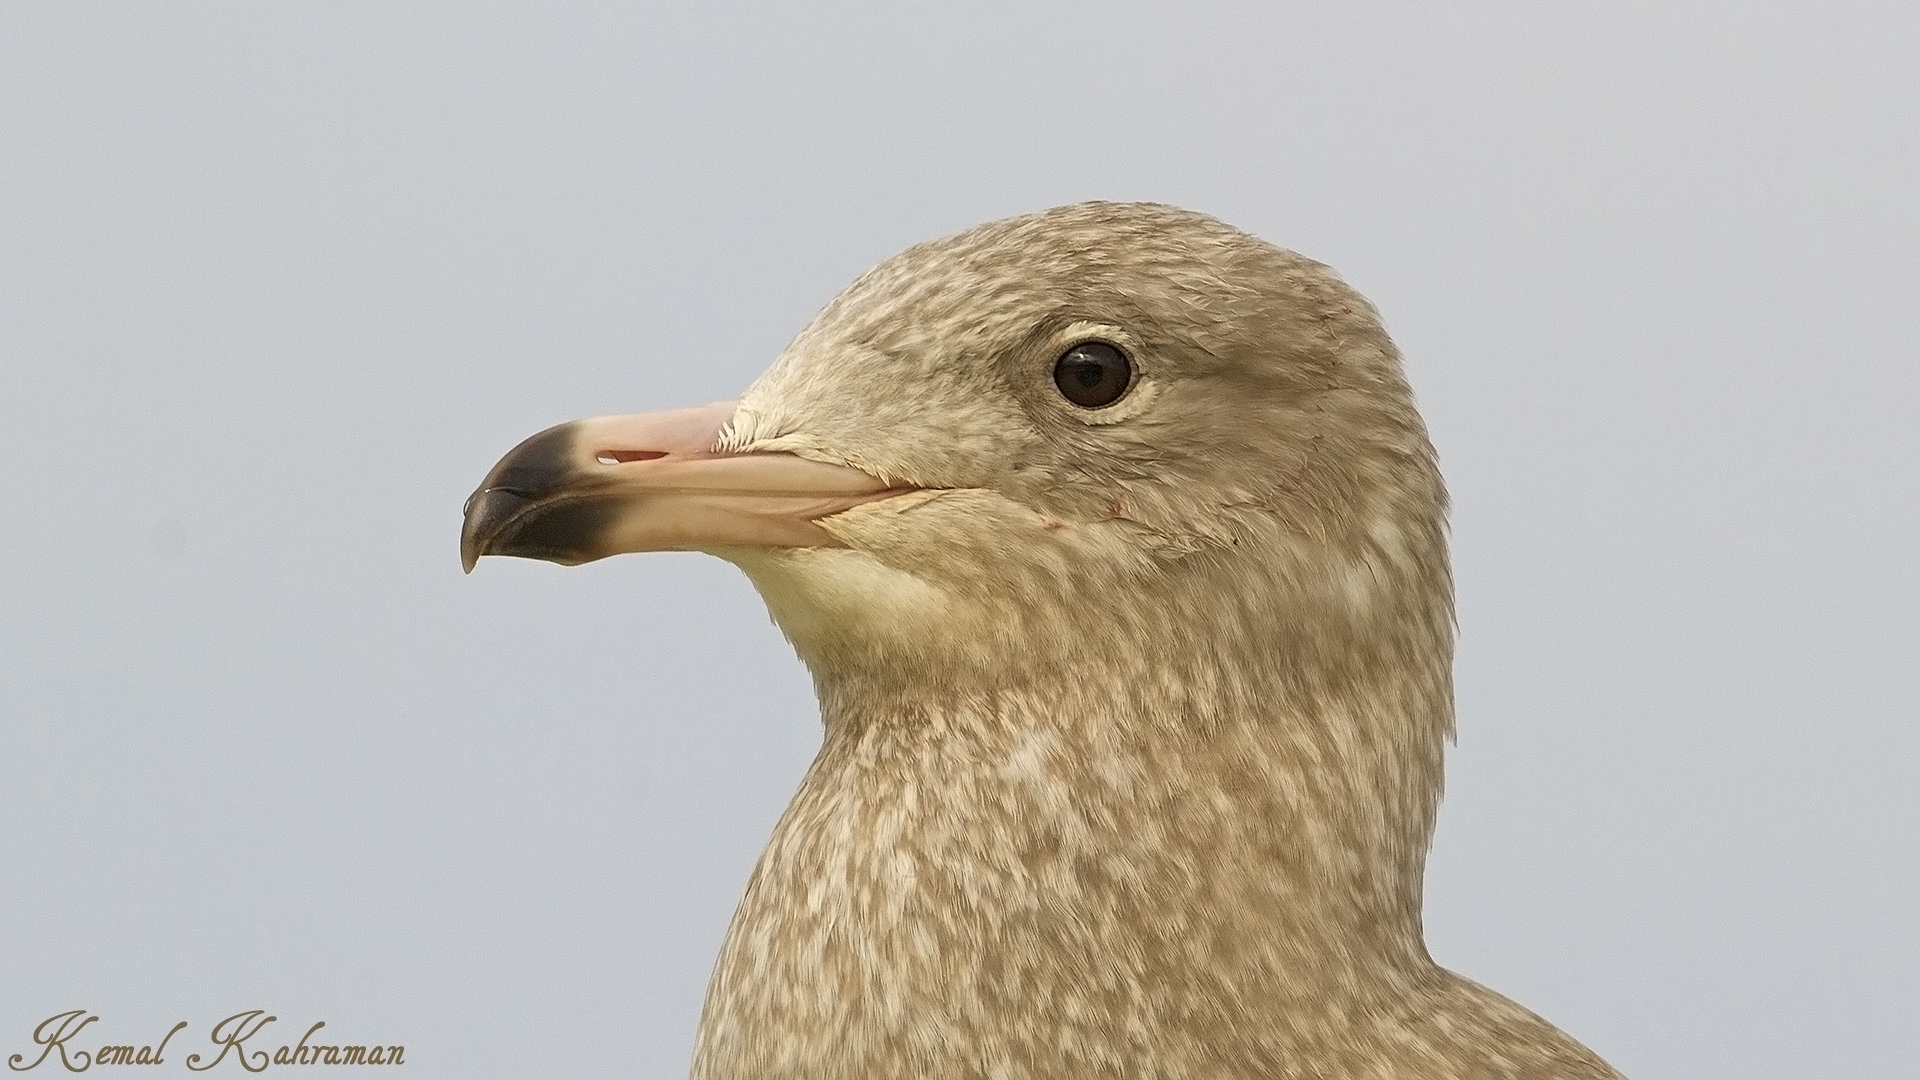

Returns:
598,449,669,465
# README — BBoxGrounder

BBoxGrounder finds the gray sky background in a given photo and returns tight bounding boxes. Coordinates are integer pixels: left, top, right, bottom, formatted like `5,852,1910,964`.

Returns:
3,3,1915,1077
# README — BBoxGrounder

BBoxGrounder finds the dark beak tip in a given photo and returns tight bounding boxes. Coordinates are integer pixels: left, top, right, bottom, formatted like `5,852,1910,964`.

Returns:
460,485,518,575
461,421,605,573
460,500,479,573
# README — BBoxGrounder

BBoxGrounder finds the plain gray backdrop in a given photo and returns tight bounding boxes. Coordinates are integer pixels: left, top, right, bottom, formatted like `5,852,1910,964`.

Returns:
3,3,1915,1077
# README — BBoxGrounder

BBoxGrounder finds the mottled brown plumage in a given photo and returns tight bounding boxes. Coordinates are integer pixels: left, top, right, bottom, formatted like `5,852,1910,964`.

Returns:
465,202,1624,1078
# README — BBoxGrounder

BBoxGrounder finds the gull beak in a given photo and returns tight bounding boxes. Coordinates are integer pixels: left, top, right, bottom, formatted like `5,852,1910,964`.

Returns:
460,401,902,572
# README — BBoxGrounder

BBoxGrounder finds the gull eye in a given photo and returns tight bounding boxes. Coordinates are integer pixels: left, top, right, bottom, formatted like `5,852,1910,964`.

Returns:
1052,341,1133,409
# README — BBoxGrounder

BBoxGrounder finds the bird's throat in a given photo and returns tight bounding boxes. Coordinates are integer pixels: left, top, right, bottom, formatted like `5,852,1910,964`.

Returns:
690,671,1448,1077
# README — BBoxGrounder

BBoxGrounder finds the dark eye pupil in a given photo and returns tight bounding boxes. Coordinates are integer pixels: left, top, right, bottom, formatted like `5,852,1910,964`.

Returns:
1052,341,1132,408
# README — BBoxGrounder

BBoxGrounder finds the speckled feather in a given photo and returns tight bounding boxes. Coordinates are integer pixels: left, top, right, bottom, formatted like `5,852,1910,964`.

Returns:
696,203,1622,1078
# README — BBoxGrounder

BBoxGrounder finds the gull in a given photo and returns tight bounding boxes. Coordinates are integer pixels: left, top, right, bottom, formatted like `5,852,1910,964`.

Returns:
462,202,1624,1079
